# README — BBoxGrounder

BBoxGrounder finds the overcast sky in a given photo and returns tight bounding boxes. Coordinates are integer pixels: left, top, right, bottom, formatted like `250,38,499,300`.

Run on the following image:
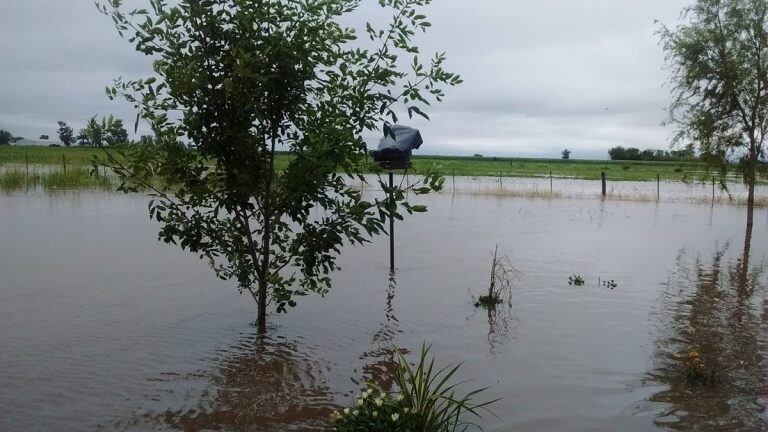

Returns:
0,0,690,159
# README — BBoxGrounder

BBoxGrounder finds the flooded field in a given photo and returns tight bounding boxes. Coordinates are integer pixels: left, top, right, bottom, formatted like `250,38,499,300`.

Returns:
1,189,766,431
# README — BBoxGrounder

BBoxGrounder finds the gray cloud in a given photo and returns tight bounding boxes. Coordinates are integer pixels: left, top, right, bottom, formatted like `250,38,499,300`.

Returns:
1,0,689,158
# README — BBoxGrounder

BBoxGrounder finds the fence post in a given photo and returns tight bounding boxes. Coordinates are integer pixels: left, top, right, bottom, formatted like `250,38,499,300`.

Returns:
712,176,715,203
62,153,67,174
452,169,455,195
657,174,660,200
25,152,29,176
601,171,606,197
499,170,502,188
550,170,553,194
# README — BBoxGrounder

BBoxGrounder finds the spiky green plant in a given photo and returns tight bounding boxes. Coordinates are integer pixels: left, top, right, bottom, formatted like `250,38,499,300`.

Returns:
394,344,497,432
332,345,497,432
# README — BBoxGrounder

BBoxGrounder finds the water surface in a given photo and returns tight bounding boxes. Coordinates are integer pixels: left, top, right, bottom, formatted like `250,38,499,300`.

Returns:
1,190,766,431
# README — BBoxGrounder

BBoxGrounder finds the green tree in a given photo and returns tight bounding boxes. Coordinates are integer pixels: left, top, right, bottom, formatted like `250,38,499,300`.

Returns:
57,121,75,147
0,129,12,145
608,146,627,160
659,0,768,231
82,117,104,146
104,115,128,145
79,115,127,146
97,0,459,332
561,148,571,160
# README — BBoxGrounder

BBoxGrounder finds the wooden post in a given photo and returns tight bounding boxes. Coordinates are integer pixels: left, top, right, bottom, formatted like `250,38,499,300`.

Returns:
62,153,67,174
601,171,606,197
452,169,455,195
549,170,553,194
25,152,29,176
656,174,660,199
499,170,502,188
389,171,395,272
712,176,715,203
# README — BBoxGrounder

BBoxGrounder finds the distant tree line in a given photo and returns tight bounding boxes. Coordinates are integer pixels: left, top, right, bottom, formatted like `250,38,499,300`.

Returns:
1,115,134,147
607,146,697,162
65,115,129,146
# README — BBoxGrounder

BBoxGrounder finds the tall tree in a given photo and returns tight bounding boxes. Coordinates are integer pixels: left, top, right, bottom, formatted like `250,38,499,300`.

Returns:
57,121,75,147
104,115,128,145
561,148,571,160
97,0,459,332
0,129,12,145
82,117,104,146
659,0,768,231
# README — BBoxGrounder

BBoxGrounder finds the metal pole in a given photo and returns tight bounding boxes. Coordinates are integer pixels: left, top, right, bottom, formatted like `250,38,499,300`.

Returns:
389,171,394,272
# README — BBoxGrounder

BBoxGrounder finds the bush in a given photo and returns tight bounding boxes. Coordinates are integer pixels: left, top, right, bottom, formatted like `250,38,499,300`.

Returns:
332,345,496,432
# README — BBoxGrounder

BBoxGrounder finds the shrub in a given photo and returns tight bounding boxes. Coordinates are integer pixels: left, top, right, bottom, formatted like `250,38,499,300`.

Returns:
332,345,496,431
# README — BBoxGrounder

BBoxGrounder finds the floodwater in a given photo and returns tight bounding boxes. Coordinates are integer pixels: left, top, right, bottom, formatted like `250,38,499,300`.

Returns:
1,188,767,431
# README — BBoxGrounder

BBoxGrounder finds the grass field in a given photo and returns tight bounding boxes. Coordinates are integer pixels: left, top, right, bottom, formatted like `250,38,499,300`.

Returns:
0,144,759,184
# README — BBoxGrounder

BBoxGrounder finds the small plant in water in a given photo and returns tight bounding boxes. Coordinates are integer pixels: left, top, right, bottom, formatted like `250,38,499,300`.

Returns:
568,274,585,286
473,246,517,310
600,279,617,290
332,344,497,431
678,350,717,386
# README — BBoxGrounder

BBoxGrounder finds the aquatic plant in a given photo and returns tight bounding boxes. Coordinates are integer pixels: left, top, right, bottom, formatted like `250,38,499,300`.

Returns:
332,344,497,432
473,246,517,310
568,274,585,286
600,279,617,290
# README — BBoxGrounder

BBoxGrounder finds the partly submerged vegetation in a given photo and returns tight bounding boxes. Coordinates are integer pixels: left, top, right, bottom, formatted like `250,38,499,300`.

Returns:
474,246,517,309
332,345,497,432
0,167,112,191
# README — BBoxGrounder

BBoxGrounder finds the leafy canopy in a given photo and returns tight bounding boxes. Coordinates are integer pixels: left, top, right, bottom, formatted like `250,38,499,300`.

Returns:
658,0,768,168
57,121,75,147
97,0,460,324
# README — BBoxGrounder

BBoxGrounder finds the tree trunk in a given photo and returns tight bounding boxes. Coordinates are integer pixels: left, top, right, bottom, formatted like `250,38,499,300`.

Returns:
257,277,268,333
256,129,278,334
746,145,757,233
736,216,753,297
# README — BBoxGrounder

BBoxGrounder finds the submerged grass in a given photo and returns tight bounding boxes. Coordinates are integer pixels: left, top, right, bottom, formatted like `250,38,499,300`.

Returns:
445,184,768,207
0,168,113,192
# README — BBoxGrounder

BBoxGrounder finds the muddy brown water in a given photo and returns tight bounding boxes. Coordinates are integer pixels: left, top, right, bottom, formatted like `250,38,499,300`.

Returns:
1,190,767,431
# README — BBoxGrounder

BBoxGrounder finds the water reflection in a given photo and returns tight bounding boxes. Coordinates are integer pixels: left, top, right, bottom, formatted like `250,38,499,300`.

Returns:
483,294,517,355
359,272,403,391
122,333,335,431
650,228,768,431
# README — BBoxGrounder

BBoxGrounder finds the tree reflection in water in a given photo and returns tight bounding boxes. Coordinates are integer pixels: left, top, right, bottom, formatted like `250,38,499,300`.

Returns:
650,226,768,431
123,333,335,432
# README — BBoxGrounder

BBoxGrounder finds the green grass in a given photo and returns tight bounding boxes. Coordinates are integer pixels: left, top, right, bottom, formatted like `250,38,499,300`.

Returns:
0,167,112,192
1,144,759,183
0,145,103,166
408,155,720,182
